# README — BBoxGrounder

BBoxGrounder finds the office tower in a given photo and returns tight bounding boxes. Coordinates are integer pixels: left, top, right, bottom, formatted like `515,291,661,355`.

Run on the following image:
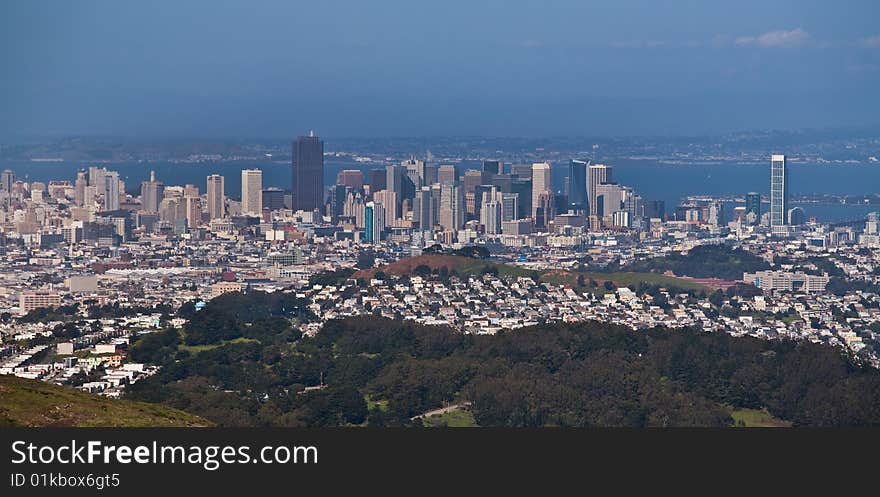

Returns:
328,185,349,218
588,164,612,228
480,188,503,235
423,163,439,185
437,164,457,185
413,186,434,231
473,184,495,221
482,160,503,176
462,169,483,195
384,164,414,213
89,166,106,192
84,185,96,209
181,184,198,198
707,200,724,227
241,169,263,215
439,183,464,231
511,163,533,180
594,182,627,222
159,197,183,223
103,171,120,211
491,173,513,194
364,201,384,244
509,179,530,219
501,193,519,222
534,190,555,229
206,174,225,220
374,190,398,225
184,196,202,228
787,207,806,226
866,212,879,235
367,168,387,193
336,170,364,190
745,192,761,219
770,154,787,234
0,169,14,192
531,162,551,219
403,158,426,188
74,171,87,207
386,164,404,196
292,132,324,211
262,187,285,211
644,200,665,220
568,159,589,212
140,171,164,213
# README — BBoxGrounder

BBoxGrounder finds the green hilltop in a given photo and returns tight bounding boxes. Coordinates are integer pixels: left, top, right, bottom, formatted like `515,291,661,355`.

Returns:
0,375,211,427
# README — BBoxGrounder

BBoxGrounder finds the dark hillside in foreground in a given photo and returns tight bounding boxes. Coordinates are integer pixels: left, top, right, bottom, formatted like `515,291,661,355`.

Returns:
126,305,880,427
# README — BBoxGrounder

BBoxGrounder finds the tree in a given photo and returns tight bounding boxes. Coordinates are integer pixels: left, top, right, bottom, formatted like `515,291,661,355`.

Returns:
709,290,725,308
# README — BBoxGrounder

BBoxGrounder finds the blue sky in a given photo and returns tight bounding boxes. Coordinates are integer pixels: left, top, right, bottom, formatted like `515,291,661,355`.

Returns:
2,0,879,139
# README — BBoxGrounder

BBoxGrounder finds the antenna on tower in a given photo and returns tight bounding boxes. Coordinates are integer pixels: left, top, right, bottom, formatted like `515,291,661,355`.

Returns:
309,130,315,137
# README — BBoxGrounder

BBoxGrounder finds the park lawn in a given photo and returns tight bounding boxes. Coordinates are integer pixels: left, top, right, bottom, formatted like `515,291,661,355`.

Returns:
422,409,478,428
178,337,259,354
730,408,791,428
540,270,709,293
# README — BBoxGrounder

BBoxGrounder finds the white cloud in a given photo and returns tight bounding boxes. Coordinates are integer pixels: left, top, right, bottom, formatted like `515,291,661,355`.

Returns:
735,28,810,48
861,35,880,48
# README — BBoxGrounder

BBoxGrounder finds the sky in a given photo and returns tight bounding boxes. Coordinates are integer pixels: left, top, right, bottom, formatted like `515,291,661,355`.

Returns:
2,0,879,139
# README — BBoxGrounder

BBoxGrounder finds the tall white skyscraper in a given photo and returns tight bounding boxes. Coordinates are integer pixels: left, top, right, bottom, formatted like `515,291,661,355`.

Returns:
531,162,551,219
206,174,225,219
241,169,262,216
439,183,464,231
480,187,503,235
770,154,787,235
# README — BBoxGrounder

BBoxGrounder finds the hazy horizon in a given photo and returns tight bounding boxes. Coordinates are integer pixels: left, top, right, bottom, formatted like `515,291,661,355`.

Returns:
3,1,879,140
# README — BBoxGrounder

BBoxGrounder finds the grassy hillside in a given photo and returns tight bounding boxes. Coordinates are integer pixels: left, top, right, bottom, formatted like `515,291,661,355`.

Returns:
0,375,211,427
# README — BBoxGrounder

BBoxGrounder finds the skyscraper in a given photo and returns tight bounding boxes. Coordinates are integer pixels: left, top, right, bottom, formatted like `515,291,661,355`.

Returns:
103,171,120,211
439,183,464,231
141,171,164,213
413,186,435,231
184,196,202,228
770,154,787,234
336,170,364,190
480,188,503,235
0,169,14,193
292,132,324,212
745,192,761,217
241,169,263,215
74,170,87,207
568,159,589,212
262,187,285,211
365,201,384,244
482,160,503,176
531,162,551,219
437,165,457,186
206,174,225,220
588,164,612,229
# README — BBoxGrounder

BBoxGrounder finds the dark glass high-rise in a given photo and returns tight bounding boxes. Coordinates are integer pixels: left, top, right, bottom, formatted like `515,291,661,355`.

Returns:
292,132,324,212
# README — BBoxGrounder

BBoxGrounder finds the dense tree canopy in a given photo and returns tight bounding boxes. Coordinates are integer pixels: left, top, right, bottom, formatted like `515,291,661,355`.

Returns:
126,305,880,427
623,244,770,281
